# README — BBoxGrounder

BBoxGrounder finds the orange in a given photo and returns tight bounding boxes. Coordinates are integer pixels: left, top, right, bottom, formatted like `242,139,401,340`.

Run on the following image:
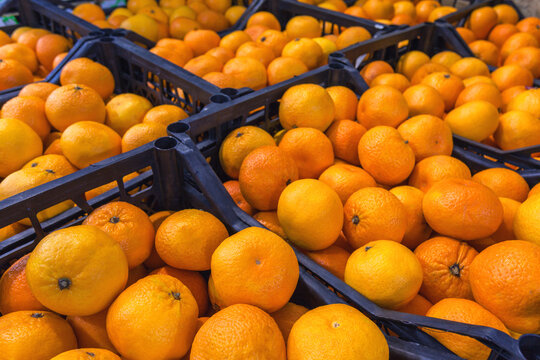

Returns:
127,0,157,13
107,274,199,359
468,6,498,39
267,56,308,85
169,17,201,40
278,179,343,250
223,179,255,215
247,11,281,31
51,349,121,359
492,64,534,92
326,85,358,121
1,95,50,139
370,72,410,92
397,50,430,80
22,153,76,176
151,45,191,67
408,155,471,192
504,46,540,78
52,52,67,68
343,187,407,248
0,117,42,178
285,15,321,38
0,43,38,73
345,240,422,309
270,302,308,343
191,303,286,359
410,62,449,85
415,0,439,23
183,29,220,56
10,26,32,42
66,309,117,352
26,225,128,316
239,146,298,210
325,119,366,165
120,14,159,41
358,126,415,185
0,29,11,46
278,127,334,179
491,197,520,243
0,222,27,242
529,183,540,198
425,298,509,360
121,122,167,152
196,10,229,32
225,5,246,24
450,57,490,79
431,50,462,69
396,294,432,316
456,27,476,44
252,211,286,238
470,240,540,334
281,37,323,70
423,178,503,240
421,71,464,111
155,209,228,270
488,23,519,48
335,26,371,50
414,236,478,303
455,82,502,109
494,110,540,150
516,17,540,43
245,24,270,41
501,86,527,112
507,88,540,118
19,82,59,100
151,266,209,316
389,186,432,250
514,195,540,246
279,83,335,131
223,56,267,90
73,3,106,22
144,210,172,270
493,4,519,24
205,47,234,64
472,168,529,202
236,41,275,67
142,104,188,127
219,30,252,53
205,0,231,13
0,254,46,314
403,84,445,118
363,0,394,20
427,6,456,22
257,29,289,56
468,40,499,66
203,71,237,88
445,100,500,142
500,32,539,64
462,75,497,88
356,85,409,129
108,15,129,27
35,34,71,71
45,84,106,132
184,54,223,77
288,304,388,359
219,125,274,179
105,93,152,136
211,227,299,312
16,28,50,53
0,311,77,360
318,164,376,204
359,60,393,85
305,244,350,280
60,121,121,169
156,38,194,58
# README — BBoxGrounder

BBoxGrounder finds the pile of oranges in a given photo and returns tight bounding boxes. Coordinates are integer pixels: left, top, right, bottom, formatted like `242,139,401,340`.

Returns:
218,81,540,358
0,201,391,359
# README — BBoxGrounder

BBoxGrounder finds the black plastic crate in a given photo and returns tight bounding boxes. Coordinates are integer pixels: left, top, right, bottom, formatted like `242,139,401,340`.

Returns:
0,134,465,360
167,62,539,360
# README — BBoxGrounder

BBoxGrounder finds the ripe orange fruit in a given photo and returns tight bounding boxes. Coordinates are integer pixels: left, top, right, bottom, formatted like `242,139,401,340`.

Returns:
288,304,389,359
326,85,358,121
504,46,540,78
462,75,497,88
359,60,394,86
169,17,201,40
318,163,376,204
468,40,499,66
66,309,117,352
151,266,209,316
414,236,478,303
500,32,539,63
421,72,464,111
305,244,350,280
455,82,502,109
60,58,115,100
507,88,540,118
389,186,432,250
402,84,444,118
142,104,188,127
184,54,223,77
396,294,432,316
335,26,371,50
397,51,430,80
223,56,267,90
445,100,500,142
51,349,121,359
343,187,407,248
357,85,408,129
488,23,519,48
1,95,50,140
155,209,228,270
82,201,154,268
0,311,77,360
345,240,422,309
0,43,38,72
408,155,471,192
423,178,503,240
236,41,275,67
270,302,308,342
0,58,33,90
281,37,323,70
358,126,415,185
196,10,229,32
266,56,308,85
26,153,76,180
257,29,289,56
325,120,366,165
450,57,490,79
470,240,540,334
516,17,540,43
211,227,299,312
285,15,321,38
107,274,199,359
121,122,167,153
397,115,453,162
143,211,172,270
120,14,159,42
205,46,235,64
493,4,519,24
105,93,152,136
0,117,42,178
431,50,462,69
472,168,529,202
370,72,410,92
514,195,540,246
184,29,220,56
191,303,286,359
73,3,106,22
363,0,394,20
45,84,106,132
253,211,286,238
239,146,298,210
220,30,251,52
456,27,477,44
0,254,46,314
427,5,456,21
491,197,520,243
278,127,334,179
225,5,246,24
203,71,237,88
410,62,449,85
60,121,122,169
492,64,534,92
52,52,68,68
468,6,498,39
26,225,128,316
279,84,335,131
278,179,343,250
247,11,281,31
223,179,255,215
495,110,540,150
35,34,71,71
19,82,59,100
425,298,509,360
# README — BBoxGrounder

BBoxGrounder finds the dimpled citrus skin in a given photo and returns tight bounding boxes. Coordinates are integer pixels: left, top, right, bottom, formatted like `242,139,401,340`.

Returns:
50,348,122,360
513,195,540,246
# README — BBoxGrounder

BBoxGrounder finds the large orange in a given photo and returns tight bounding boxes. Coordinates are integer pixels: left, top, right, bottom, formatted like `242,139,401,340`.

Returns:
285,15,321,38
492,64,534,92
423,178,503,240
504,46,540,78
211,227,299,312
120,14,159,42
456,27,477,44
35,34,71,71
402,84,445,118
507,88,540,118
0,311,77,360
0,59,33,90
278,127,334,179
236,41,275,67
397,50,430,80
191,304,286,359
107,274,199,359
421,71,464,111
266,56,309,86
142,104,188,127
493,3,519,24
357,85,408,129
343,187,407,248
239,145,298,210
410,62,449,85
278,179,343,251
155,209,228,270
345,240,422,309
60,58,115,99
223,56,267,90
318,164,376,204
450,57,490,79
468,40,499,67
169,17,201,40
270,302,308,343
514,194,540,246
370,72,410,92
305,244,350,280
105,93,152,136
184,54,223,77
488,23,519,48
500,32,539,64
257,29,289,56
51,349,121,359
415,0,439,23
455,82,502,109
335,26,371,50
19,82,59,101
0,117,42,178
220,30,251,52
205,46,235,65
495,110,540,150
397,115,453,162
431,50,462,69
408,155,471,192
121,122,167,153
0,43,38,72
472,168,529,202
73,3,106,22
281,38,323,70
325,119,366,165
288,304,389,359
359,60,394,85
247,11,281,30
1,95,50,140
425,298,509,360
516,17,540,43
445,100,500,142
470,240,540,334
468,6,498,39
279,84,335,131
25,225,128,316
67,309,117,352
358,126,415,185
389,186,432,250
326,85,358,121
